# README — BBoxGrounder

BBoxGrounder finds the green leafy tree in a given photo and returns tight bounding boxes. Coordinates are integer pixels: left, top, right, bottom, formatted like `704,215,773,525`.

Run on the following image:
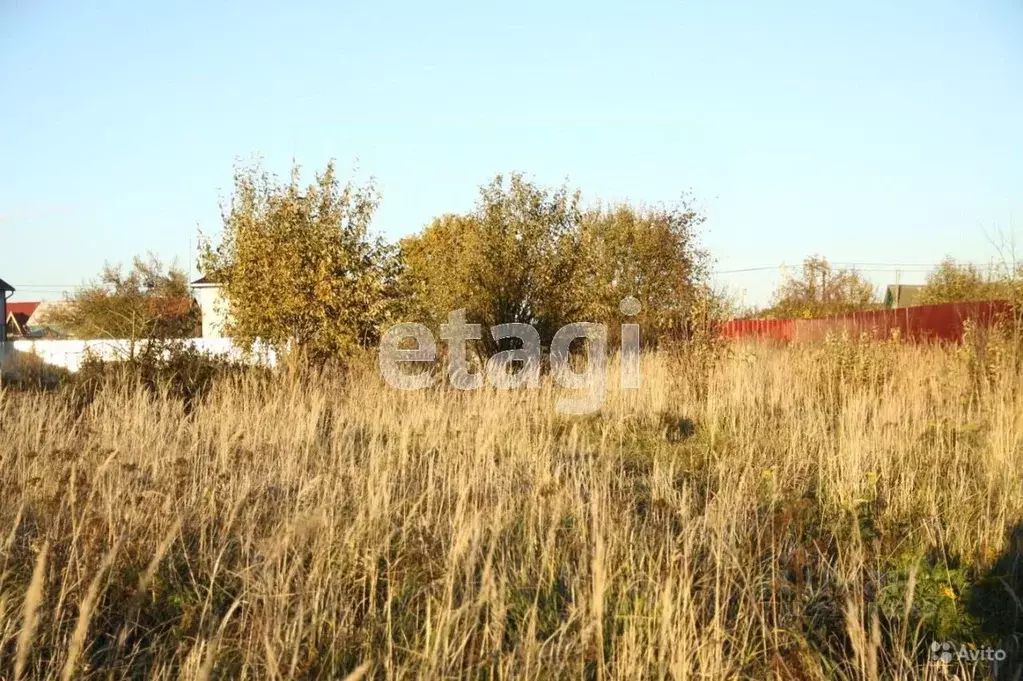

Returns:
765,256,877,319
918,257,1002,305
199,160,407,362
48,254,200,344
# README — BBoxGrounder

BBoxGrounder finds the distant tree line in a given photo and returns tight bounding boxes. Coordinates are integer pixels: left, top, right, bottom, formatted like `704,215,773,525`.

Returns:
52,159,1021,355
757,254,1021,320
197,160,718,362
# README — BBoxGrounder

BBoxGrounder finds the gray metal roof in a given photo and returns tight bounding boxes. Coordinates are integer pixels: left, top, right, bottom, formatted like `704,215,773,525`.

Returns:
884,284,924,308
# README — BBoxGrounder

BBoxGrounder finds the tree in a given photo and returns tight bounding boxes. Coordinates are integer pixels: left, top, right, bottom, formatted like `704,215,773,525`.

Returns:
577,200,709,343
199,160,407,362
765,256,876,319
400,213,483,329
918,257,1002,305
402,174,713,349
401,173,586,347
48,254,200,343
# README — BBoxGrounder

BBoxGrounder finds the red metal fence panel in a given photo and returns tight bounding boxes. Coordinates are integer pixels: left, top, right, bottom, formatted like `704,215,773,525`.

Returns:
717,317,794,342
718,300,1014,344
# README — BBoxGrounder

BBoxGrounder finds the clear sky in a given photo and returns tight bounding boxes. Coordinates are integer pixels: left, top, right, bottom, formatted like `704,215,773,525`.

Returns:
2,0,1021,307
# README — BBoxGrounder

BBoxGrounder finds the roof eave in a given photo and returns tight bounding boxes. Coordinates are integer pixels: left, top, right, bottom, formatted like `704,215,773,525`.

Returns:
190,276,223,288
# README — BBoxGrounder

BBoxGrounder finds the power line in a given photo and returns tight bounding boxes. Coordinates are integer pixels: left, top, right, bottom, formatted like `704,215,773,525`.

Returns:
831,262,995,267
711,261,1004,275
710,266,782,274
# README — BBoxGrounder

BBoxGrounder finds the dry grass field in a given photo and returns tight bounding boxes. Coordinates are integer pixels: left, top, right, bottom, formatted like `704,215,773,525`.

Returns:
1,331,1022,680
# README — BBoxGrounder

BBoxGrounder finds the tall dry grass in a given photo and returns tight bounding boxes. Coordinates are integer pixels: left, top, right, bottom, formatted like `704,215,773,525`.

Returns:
0,332,1021,679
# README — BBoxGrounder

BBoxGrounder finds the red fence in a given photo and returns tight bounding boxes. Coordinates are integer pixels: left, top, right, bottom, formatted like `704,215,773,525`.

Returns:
717,300,1015,343
717,318,794,342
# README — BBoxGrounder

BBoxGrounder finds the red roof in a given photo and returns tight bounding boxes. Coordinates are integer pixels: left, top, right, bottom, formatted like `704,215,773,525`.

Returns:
6,302,40,318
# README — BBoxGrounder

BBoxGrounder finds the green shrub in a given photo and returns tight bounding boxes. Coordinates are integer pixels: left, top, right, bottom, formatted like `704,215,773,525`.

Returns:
878,550,983,644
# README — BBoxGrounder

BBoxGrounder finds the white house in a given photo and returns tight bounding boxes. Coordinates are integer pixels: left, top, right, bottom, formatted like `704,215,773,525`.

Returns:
190,277,230,338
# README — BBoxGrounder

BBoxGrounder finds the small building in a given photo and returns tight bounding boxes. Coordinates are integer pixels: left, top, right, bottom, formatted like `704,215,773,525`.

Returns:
25,301,72,338
5,302,40,339
884,284,924,309
0,277,14,344
191,277,230,338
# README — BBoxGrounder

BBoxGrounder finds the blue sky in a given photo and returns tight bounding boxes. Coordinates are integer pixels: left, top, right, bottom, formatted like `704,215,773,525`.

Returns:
1,0,1021,307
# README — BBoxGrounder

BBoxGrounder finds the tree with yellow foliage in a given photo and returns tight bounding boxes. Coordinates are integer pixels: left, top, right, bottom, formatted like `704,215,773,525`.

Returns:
401,174,712,348
47,254,200,343
918,257,1002,305
764,256,877,319
401,173,587,348
577,198,709,342
199,160,408,362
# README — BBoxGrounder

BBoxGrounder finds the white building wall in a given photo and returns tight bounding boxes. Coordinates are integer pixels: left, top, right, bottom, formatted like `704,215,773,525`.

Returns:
193,285,230,339
1,284,279,374
2,338,276,373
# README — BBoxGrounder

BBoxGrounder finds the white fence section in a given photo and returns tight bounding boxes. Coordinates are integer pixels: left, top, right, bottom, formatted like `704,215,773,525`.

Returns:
1,338,277,373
